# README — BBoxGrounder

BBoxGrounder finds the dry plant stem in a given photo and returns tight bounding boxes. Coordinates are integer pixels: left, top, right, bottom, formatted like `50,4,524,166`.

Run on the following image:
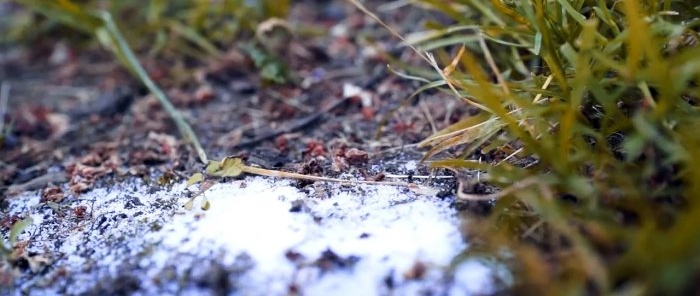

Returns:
241,165,421,187
348,0,486,111
184,179,216,206
419,100,438,134
478,34,510,96
372,143,419,156
384,174,453,179
347,0,427,63
99,11,208,164
432,49,489,111
456,176,542,201
532,74,554,103
520,219,545,239
496,147,524,166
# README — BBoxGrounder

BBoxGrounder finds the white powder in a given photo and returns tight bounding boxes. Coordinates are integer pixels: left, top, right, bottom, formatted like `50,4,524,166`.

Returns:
4,177,504,295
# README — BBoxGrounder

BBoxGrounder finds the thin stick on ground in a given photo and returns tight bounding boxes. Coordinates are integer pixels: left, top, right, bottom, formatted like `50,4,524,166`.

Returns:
209,157,437,190
184,157,440,208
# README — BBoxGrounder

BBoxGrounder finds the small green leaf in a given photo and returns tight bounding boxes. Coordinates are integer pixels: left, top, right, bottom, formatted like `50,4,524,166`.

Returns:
205,160,222,174
207,157,244,177
10,217,33,246
184,200,194,211
260,62,286,84
200,196,211,211
187,173,204,187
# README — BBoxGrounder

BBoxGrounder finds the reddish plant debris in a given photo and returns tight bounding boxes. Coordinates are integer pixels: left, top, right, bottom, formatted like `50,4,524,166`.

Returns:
403,261,427,280
205,48,248,78
169,86,217,107
216,129,244,149
130,95,170,132
56,62,79,84
194,85,216,104
331,145,348,172
129,132,179,165
72,205,88,218
284,250,305,263
274,105,297,120
67,143,121,194
313,249,360,272
40,186,64,203
167,88,190,107
0,164,17,185
361,106,375,120
1,215,22,231
364,172,386,182
274,135,289,152
0,268,13,287
53,266,69,279
328,36,357,59
12,105,69,140
301,158,324,176
304,140,326,158
143,60,167,83
392,121,416,134
11,241,29,260
287,283,301,296
344,148,369,166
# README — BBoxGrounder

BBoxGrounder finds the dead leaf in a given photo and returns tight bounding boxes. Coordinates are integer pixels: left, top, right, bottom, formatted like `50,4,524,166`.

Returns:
344,148,369,166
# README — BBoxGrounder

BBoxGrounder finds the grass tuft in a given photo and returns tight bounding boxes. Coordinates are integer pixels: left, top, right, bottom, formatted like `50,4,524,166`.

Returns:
367,0,700,294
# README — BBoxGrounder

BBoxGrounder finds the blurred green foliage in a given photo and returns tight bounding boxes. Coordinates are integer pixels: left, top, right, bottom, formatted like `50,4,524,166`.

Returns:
0,217,32,262
5,0,290,82
399,0,700,294
3,0,293,161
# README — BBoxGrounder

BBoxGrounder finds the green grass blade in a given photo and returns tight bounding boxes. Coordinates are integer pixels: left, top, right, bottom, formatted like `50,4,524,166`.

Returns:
98,11,208,163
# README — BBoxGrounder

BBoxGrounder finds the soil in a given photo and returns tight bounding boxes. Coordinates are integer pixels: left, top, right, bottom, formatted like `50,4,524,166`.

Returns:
1,0,473,197
0,1,495,294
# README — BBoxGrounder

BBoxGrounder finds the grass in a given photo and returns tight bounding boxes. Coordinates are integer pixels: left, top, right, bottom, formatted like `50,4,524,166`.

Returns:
5,0,289,61
359,0,700,294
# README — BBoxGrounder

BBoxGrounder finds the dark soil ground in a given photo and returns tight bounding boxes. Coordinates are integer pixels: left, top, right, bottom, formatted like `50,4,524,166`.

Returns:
1,1,473,199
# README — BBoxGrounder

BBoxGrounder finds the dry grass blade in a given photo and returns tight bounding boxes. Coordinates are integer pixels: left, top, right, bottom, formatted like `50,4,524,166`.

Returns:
194,157,439,200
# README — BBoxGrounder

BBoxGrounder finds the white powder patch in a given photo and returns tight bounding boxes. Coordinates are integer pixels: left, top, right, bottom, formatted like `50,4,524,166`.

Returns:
449,259,512,295
403,160,417,172
3,177,505,295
